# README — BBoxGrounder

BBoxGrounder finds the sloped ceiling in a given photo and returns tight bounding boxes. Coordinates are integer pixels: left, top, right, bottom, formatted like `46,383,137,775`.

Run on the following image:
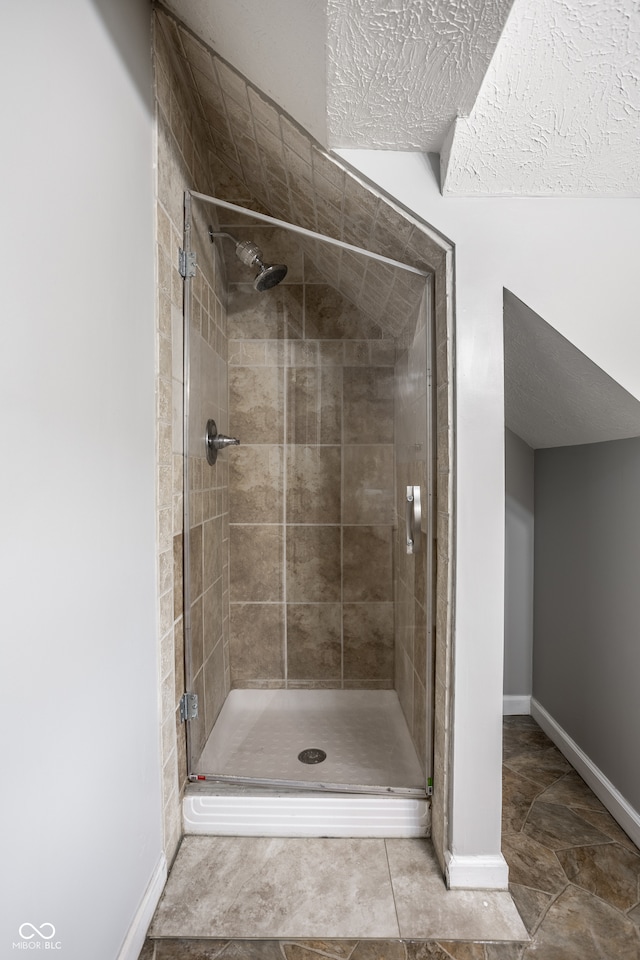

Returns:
156,8,442,342
504,290,640,448
165,0,640,197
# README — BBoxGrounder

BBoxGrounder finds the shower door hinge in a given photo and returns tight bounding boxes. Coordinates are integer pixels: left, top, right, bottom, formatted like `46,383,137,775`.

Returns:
180,692,198,723
178,249,196,279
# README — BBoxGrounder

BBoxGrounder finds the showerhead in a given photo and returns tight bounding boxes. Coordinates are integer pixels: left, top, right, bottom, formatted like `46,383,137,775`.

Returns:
209,229,288,292
254,262,288,292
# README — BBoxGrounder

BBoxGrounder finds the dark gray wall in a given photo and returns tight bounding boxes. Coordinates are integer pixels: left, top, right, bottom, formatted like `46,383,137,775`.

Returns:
504,429,534,697
534,437,640,812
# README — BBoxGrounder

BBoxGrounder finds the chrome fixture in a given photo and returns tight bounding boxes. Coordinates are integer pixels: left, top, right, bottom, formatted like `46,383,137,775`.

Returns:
209,227,288,292
406,485,422,554
205,419,240,466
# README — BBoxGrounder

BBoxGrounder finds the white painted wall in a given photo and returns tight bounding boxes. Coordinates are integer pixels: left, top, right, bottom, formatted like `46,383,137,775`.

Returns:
338,148,640,864
504,429,534,702
0,2,163,958
534,438,640,815
164,0,328,145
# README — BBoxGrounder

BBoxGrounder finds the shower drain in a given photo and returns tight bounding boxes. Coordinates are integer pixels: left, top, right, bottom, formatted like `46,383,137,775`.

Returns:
298,748,327,764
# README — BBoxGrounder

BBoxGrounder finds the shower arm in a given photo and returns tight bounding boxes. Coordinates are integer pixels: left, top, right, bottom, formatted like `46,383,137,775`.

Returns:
208,228,265,268
209,230,236,245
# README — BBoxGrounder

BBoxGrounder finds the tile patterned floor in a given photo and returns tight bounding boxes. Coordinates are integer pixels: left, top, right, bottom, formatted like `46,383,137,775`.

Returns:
140,716,640,959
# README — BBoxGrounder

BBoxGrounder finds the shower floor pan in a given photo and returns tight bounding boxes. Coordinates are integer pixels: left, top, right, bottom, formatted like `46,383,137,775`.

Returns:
184,689,430,838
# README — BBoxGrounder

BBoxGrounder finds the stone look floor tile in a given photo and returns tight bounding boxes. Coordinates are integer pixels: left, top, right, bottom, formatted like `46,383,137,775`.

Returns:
221,943,286,959
555,842,640,911
150,837,400,939
522,884,640,960
282,942,358,959
522,800,611,850
484,945,525,960
576,804,640,854
435,942,484,959
507,883,553,934
404,945,453,960
349,942,407,960
536,770,604,810
502,766,545,835
502,719,555,762
503,746,572,787
501,832,568,894
385,840,527,941
155,941,229,959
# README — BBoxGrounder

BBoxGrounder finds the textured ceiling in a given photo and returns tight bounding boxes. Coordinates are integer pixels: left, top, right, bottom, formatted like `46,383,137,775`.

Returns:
166,0,640,196
442,0,640,195
325,0,514,151
504,290,640,449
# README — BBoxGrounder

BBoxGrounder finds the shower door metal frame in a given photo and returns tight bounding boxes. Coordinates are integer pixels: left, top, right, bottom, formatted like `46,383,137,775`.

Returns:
181,190,436,799
181,189,196,773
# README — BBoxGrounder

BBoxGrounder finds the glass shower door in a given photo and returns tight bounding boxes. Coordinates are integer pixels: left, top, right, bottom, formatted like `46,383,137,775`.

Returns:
181,191,435,797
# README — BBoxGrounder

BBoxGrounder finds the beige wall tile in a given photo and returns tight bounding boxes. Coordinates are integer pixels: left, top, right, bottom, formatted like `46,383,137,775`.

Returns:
203,639,226,736
343,526,393,602
304,284,383,341
203,515,224,589
343,445,395,525
343,367,394,444
229,445,284,523
287,603,342,680
189,523,203,602
172,534,183,621
286,445,341,523
343,603,394,681
227,283,303,340
286,525,341,602
190,595,204,678
286,366,343,445
229,365,284,443
230,603,285,681
230,524,283,601
202,576,223,661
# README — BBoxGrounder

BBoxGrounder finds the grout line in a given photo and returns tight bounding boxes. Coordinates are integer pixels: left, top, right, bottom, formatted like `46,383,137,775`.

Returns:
383,839,403,939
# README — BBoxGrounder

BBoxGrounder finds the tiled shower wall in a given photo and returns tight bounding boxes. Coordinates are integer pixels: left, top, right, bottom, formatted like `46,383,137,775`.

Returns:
224,231,397,688
183,208,231,764
155,16,224,860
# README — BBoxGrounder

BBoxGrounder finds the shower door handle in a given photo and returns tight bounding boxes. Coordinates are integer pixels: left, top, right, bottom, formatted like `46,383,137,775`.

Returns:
406,485,422,554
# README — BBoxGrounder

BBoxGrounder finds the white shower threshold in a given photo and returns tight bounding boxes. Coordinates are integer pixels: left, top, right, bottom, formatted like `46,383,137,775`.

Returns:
184,689,430,838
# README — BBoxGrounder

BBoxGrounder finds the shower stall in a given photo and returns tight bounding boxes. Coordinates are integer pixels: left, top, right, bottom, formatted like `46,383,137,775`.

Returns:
180,189,435,836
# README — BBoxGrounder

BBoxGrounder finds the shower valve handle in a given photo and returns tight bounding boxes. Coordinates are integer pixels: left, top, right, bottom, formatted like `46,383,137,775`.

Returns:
205,419,240,465
214,434,240,449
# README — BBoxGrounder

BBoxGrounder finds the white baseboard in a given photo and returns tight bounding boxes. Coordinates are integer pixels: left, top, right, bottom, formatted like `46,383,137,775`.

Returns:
117,853,167,960
503,695,531,715
444,851,509,890
531,698,640,850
